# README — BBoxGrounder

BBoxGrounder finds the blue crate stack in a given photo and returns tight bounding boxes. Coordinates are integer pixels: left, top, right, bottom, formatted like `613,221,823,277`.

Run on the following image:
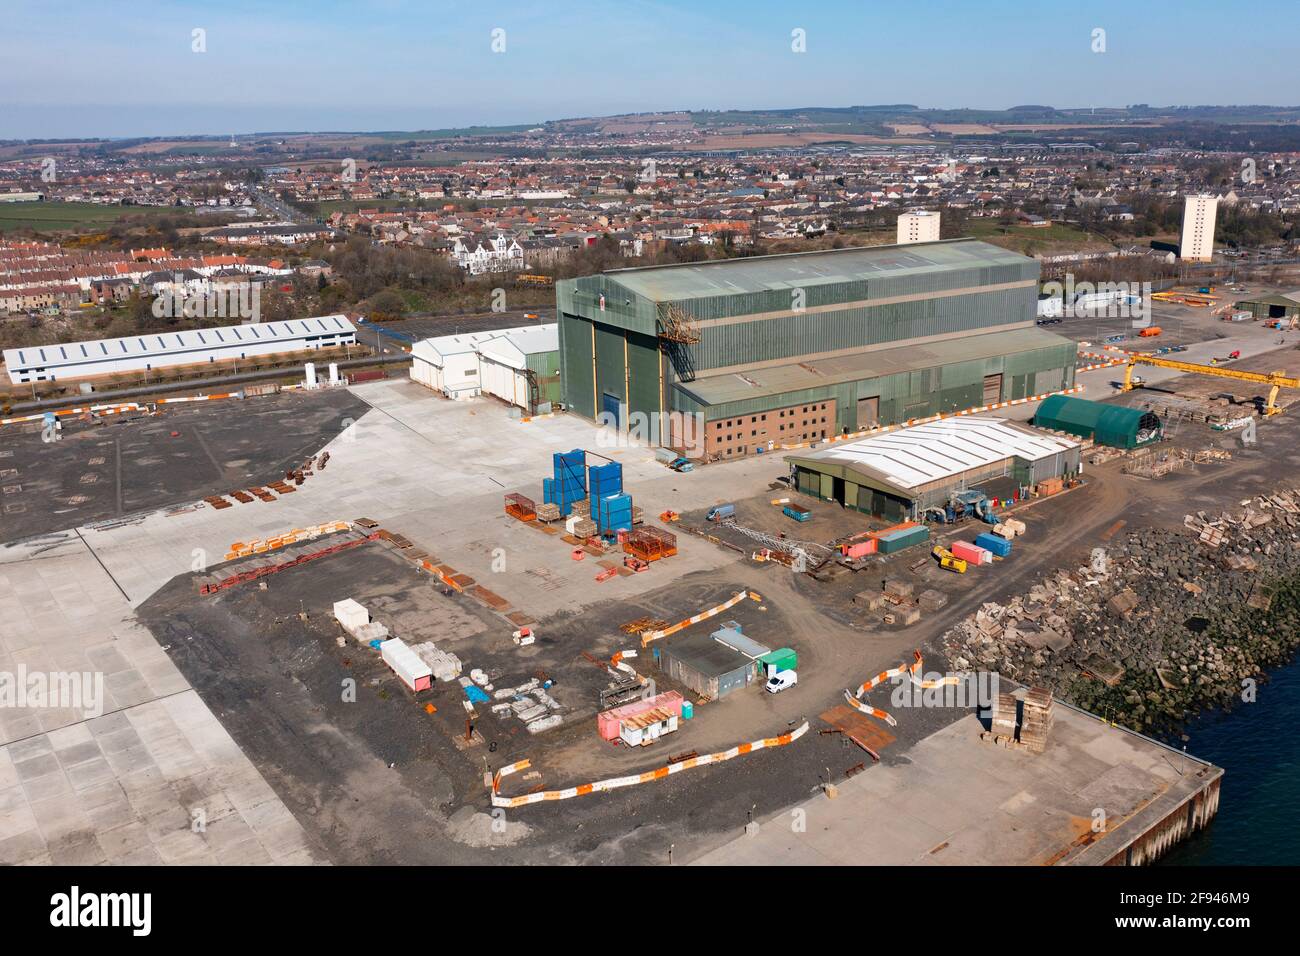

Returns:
596,492,634,534
543,449,587,517
588,461,623,500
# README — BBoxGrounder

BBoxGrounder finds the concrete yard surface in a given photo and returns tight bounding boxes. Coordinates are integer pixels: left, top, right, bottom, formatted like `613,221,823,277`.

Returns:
693,700,1221,866
0,536,326,865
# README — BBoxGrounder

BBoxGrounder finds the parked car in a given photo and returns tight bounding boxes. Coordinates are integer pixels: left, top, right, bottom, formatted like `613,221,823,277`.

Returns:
765,670,798,694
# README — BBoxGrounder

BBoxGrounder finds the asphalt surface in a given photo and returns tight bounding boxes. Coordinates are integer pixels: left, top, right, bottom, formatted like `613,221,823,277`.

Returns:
372,309,554,343
0,390,369,545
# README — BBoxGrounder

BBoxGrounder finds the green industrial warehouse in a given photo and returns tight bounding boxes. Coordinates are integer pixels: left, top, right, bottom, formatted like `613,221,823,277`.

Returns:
557,239,1078,459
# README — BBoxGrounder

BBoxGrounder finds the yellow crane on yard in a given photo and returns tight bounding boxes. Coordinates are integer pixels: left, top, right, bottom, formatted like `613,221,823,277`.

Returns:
1121,355,1300,416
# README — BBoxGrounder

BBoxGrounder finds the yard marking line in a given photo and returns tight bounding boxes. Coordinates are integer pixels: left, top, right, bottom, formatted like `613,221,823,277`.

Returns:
491,721,810,808
73,528,130,604
114,436,123,517
190,424,227,481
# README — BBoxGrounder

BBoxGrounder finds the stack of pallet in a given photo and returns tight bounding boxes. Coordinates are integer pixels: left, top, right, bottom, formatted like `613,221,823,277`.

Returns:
990,692,1019,742
1020,687,1054,753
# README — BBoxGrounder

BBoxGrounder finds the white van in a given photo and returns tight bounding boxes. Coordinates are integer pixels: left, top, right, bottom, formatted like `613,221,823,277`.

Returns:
765,670,798,694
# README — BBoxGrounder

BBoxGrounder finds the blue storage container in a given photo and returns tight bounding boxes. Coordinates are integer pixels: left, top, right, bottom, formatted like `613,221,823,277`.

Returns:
589,461,623,498
596,492,633,533
975,532,1012,558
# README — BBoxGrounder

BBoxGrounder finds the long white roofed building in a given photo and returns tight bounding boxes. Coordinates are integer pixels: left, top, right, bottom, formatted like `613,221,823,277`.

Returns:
2,315,357,385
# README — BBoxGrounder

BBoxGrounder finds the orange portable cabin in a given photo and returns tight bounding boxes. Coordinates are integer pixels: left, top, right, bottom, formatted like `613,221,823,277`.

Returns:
1138,326,1162,337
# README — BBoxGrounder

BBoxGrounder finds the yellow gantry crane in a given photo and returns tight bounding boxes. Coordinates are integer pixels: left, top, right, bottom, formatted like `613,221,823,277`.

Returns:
1121,355,1300,415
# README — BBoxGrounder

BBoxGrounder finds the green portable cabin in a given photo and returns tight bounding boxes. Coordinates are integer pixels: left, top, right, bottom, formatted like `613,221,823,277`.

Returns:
758,647,798,676
1034,394,1162,450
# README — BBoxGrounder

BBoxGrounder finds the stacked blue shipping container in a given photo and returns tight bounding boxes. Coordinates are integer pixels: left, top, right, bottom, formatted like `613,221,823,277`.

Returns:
588,461,623,499
542,449,587,516
540,451,635,531
596,493,634,534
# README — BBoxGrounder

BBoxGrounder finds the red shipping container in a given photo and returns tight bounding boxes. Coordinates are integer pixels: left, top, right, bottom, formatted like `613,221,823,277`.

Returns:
951,541,990,565
597,691,685,740
842,539,878,558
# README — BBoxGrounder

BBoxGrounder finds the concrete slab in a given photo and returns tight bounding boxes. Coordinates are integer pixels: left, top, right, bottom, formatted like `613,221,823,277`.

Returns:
0,542,324,865
693,704,1220,866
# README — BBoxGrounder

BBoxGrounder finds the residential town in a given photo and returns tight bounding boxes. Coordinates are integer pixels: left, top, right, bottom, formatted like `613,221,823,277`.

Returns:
4,132,1299,340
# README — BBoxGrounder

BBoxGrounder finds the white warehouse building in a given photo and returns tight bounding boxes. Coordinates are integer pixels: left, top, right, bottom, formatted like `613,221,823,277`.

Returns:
2,315,357,385
410,323,560,412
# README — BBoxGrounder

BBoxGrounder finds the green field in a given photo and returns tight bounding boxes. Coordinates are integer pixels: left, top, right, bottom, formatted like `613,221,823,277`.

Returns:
963,217,1111,254
0,201,177,233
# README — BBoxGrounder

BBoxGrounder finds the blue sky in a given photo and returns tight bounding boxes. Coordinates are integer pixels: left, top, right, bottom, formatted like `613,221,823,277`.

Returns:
3,0,1298,139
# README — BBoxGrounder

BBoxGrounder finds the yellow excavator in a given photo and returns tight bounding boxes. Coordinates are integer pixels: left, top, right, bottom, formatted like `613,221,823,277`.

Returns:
932,545,967,574
1121,355,1299,416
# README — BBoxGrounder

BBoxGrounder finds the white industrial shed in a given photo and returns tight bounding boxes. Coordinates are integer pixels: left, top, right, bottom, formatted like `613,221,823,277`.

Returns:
476,325,559,409
786,416,1081,518
3,315,357,384
409,323,559,409
409,330,500,400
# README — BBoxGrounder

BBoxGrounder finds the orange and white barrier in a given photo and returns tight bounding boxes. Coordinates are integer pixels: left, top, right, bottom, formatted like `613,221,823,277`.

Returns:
844,651,961,726
491,720,810,808
157,392,240,405
225,520,350,560
1,390,246,428
640,590,752,646
1,402,141,426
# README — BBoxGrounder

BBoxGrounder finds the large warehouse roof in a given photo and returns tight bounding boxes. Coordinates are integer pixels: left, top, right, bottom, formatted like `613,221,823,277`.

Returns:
602,239,1028,302
676,326,1066,407
3,315,355,377
788,417,1078,496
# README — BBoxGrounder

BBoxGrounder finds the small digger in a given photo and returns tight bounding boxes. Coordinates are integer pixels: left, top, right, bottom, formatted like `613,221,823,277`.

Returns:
932,545,967,574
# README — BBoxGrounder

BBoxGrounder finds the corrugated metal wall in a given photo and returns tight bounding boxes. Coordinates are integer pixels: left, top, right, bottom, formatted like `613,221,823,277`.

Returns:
681,286,1035,373
685,339,1075,434
525,350,562,405
559,310,595,417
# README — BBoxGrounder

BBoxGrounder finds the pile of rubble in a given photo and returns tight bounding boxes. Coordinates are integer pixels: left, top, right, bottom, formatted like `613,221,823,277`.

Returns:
942,488,1300,731
489,676,566,734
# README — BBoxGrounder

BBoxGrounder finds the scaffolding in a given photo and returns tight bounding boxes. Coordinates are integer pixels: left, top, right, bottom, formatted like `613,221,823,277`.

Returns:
656,302,702,344
656,302,701,382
